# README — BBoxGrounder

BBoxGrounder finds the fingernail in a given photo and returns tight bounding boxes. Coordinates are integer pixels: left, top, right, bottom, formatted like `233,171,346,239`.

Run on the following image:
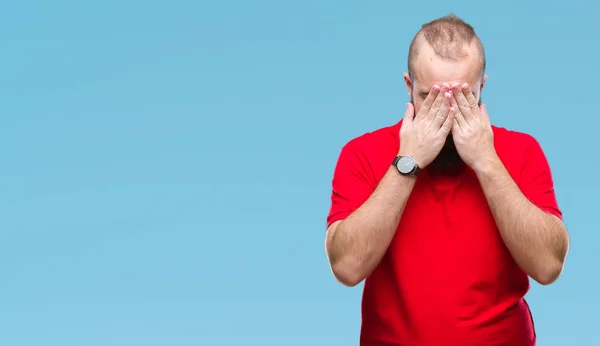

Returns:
444,92,452,97
462,83,470,90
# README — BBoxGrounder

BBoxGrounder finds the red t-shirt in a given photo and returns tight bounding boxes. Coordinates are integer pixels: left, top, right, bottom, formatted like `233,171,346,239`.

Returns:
326,120,562,346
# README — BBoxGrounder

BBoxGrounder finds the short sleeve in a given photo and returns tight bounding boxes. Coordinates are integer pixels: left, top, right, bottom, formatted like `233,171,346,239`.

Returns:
519,136,562,220
326,141,375,229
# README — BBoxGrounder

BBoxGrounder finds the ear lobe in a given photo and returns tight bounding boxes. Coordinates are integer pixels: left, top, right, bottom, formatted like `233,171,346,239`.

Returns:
403,72,413,96
480,73,488,91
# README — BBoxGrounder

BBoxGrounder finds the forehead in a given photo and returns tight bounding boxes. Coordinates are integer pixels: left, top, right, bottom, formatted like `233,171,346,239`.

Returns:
412,41,482,90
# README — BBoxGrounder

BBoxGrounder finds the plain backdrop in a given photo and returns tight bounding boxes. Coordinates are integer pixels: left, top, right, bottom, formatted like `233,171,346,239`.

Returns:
1,1,598,345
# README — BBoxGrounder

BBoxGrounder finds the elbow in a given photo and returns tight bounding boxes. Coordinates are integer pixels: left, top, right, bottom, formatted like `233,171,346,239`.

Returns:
532,271,560,286
331,263,365,287
329,259,367,287
532,260,565,286
325,222,367,287
531,225,569,286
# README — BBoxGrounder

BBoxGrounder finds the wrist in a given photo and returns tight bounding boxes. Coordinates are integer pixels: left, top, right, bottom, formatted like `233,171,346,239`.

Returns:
393,153,422,176
472,152,502,176
396,151,426,169
388,166,418,185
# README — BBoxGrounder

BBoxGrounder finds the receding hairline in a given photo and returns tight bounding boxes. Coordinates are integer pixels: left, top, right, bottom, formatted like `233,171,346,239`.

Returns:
408,14,486,80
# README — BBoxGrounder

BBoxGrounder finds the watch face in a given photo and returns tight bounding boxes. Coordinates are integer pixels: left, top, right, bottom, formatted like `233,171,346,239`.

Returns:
396,156,415,174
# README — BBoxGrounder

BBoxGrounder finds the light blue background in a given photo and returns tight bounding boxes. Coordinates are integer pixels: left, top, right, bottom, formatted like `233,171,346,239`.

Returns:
1,1,597,345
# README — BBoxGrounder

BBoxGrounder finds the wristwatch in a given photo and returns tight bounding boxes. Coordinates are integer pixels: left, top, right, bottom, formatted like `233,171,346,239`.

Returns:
392,155,421,176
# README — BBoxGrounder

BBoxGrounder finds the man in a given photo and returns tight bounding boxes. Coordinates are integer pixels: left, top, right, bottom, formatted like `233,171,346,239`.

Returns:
324,14,570,346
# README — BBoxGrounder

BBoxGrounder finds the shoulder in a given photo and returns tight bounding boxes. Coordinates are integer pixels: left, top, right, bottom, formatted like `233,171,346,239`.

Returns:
341,121,401,156
492,125,550,178
492,125,541,155
333,121,401,183
492,125,537,144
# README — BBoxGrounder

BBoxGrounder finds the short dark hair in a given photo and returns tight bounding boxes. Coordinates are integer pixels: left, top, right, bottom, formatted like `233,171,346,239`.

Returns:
408,14,486,79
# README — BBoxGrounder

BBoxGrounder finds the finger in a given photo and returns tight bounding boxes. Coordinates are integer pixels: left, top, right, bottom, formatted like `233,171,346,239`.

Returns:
450,94,467,129
403,102,415,123
462,83,479,112
423,83,449,121
430,91,452,129
416,85,441,120
452,115,461,135
452,83,474,122
439,106,455,135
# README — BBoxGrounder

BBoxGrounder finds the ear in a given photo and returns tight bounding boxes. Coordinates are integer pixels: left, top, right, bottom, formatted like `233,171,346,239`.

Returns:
403,72,413,98
480,73,488,92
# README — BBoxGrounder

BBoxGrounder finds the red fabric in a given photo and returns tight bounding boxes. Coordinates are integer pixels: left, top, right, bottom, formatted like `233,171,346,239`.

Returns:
326,120,562,346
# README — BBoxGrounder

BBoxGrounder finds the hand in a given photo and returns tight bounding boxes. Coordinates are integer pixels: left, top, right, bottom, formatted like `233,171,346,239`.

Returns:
450,83,498,172
399,84,456,168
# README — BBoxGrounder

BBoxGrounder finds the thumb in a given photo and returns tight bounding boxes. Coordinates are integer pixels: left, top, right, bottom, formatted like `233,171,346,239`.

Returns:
404,102,415,123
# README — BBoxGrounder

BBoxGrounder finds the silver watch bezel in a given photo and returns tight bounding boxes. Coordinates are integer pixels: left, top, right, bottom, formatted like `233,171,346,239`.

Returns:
396,155,416,174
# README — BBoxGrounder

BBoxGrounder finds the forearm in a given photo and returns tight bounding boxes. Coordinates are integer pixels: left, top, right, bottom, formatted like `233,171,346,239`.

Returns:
475,157,569,285
327,166,416,286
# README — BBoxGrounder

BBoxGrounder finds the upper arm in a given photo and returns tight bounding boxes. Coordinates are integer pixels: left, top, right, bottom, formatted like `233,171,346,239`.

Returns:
519,136,563,220
326,141,375,229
